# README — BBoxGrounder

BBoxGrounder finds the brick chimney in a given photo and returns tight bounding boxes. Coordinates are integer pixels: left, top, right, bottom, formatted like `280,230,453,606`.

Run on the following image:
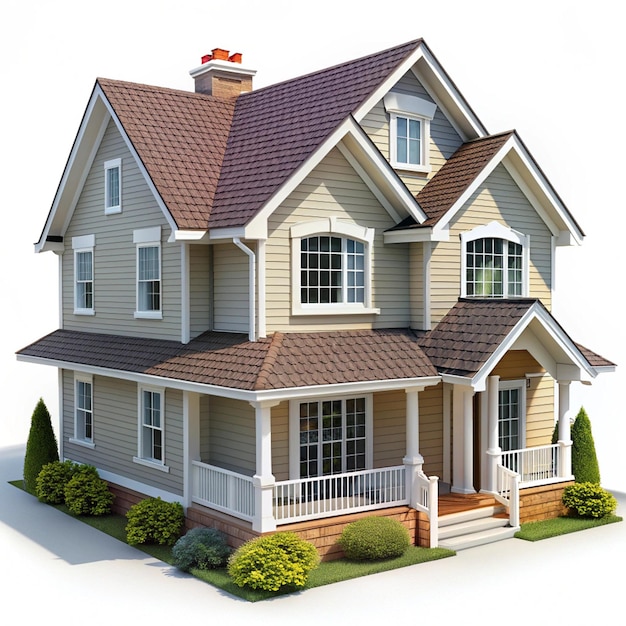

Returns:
190,48,256,98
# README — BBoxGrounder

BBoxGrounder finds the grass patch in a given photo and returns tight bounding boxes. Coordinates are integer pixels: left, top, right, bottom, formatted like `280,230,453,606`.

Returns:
10,478,454,600
515,514,622,541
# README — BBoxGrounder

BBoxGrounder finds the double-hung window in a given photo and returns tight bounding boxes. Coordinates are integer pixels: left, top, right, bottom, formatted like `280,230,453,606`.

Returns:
72,234,95,315
384,92,436,173
461,222,529,298
134,386,168,471
72,373,94,447
104,158,122,214
134,227,162,318
290,396,373,479
291,218,378,315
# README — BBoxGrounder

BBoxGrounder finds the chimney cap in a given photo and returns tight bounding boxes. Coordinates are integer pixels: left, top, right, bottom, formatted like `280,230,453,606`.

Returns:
200,48,243,65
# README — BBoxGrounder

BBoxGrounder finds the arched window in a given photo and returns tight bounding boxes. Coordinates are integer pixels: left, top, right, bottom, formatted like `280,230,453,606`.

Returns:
461,222,529,298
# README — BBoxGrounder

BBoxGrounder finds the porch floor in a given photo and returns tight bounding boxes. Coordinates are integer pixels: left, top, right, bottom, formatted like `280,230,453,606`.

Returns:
438,492,500,517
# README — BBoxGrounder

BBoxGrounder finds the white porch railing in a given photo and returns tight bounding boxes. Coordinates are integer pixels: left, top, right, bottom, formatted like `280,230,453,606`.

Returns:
191,461,255,522
501,444,560,486
495,464,520,527
415,471,439,548
273,466,408,524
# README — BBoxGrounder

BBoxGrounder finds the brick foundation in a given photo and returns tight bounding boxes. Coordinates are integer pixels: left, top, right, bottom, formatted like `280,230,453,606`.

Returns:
519,481,574,524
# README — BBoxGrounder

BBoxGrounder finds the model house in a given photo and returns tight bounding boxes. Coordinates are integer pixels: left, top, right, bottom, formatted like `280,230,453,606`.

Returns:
17,39,614,557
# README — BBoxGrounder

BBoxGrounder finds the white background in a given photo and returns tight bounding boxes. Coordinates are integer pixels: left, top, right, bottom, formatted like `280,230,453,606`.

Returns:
2,0,624,491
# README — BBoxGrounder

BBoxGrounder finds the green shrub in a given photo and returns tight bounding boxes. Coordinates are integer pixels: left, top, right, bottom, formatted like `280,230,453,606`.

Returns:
36,460,79,504
571,408,601,484
125,497,184,546
23,399,59,494
339,516,410,560
228,532,320,592
562,482,617,519
64,466,114,516
172,527,232,572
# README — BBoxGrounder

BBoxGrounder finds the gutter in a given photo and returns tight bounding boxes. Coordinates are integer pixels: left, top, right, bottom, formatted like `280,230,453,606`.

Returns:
233,238,256,341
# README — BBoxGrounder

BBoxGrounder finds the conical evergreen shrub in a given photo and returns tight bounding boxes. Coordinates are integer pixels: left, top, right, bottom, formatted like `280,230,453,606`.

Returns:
571,407,601,484
23,398,59,494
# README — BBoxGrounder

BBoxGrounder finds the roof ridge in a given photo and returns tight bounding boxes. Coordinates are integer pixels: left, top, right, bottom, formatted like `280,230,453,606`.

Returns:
254,332,284,391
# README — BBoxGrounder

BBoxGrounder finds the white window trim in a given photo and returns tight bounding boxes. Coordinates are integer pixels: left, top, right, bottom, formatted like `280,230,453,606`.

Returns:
498,379,526,451
70,372,95,449
104,158,122,215
134,385,169,472
460,221,530,298
72,234,95,315
384,92,436,173
290,217,379,316
288,394,374,480
134,227,163,319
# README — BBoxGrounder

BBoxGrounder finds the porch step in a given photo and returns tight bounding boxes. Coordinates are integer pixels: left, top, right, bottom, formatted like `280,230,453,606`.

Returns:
438,505,519,551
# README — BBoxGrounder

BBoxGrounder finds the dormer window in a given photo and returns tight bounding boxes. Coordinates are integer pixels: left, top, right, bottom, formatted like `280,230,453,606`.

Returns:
461,222,529,298
104,158,122,214
384,92,437,173
291,218,379,316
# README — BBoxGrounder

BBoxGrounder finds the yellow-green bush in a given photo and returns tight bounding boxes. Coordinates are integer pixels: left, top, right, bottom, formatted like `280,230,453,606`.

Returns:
125,497,184,546
228,532,320,592
339,516,410,560
562,482,617,519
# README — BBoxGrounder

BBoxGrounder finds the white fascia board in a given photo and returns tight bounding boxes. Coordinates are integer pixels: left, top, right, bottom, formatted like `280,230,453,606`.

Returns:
440,374,475,389
209,226,249,241
504,136,584,245
36,90,110,253
98,91,179,237
338,119,427,223
174,230,210,242
431,136,516,239
384,224,450,244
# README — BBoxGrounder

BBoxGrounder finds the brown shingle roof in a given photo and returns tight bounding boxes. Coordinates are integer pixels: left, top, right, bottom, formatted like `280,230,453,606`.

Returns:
17,327,437,392
390,132,514,230
97,79,236,230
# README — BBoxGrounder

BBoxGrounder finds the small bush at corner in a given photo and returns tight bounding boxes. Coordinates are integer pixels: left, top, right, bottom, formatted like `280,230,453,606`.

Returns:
172,527,232,572
36,460,79,504
339,516,410,560
228,532,320,592
562,482,617,519
64,466,114,516
125,497,184,546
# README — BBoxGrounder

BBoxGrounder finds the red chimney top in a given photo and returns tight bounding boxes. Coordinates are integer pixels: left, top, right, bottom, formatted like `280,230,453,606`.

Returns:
201,48,243,64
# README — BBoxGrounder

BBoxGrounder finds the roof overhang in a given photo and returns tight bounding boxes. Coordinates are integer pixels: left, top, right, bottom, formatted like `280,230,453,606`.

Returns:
35,83,178,253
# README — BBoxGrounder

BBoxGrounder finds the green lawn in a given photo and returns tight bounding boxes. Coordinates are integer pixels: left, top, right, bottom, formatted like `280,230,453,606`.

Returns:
515,514,622,541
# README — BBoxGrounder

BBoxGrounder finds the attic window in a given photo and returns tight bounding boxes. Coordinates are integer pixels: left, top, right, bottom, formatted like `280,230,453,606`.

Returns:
104,158,122,214
384,93,436,173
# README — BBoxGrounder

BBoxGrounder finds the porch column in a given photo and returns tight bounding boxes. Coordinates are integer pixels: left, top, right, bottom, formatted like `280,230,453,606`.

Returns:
251,400,280,533
404,387,424,508
452,385,476,494
485,376,501,493
183,391,201,509
557,381,574,479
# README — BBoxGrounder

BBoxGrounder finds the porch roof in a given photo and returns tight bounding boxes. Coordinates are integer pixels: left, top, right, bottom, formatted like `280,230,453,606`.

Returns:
419,298,615,383
16,328,437,392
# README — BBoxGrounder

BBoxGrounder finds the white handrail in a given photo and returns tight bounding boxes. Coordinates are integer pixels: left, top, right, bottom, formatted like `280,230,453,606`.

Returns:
501,444,560,485
495,464,520,527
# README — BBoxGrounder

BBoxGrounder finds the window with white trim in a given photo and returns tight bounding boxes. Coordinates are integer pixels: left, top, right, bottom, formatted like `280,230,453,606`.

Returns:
104,158,122,214
73,374,94,445
291,218,378,315
292,396,373,479
72,234,95,315
134,227,162,318
384,92,436,173
498,381,526,453
461,222,529,298
139,388,164,463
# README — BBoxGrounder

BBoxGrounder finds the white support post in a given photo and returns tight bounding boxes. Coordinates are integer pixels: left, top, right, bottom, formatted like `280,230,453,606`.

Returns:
183,391,201,509
558,381,573,479
452,385,475,494
486,375,502,493
403,387,424,508
251,400,279,533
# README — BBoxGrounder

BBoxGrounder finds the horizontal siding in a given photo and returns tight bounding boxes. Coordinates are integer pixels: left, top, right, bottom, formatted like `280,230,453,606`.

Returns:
418,384,444,478
359,70,463,196
62,370,184,496
271,402,289,481
410,242,425,329
206,397,255,474
373,391,405,468
265,148,410,332
430,164,553,324
62,119,181,340
189,244,211,338
213,242,250,334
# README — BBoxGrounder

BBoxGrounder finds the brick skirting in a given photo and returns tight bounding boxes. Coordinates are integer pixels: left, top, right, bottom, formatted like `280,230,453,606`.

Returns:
518,481,574,524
